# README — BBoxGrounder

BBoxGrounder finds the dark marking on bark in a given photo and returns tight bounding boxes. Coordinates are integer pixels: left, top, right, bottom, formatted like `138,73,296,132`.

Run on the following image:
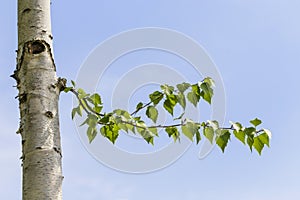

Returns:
50,84,56,89
17,93,27,103
22,140,26,145
53,147,62,157
36,147,43,150
45,111,54,118
22,8,31,14
49,34,53,40
27,41,45,54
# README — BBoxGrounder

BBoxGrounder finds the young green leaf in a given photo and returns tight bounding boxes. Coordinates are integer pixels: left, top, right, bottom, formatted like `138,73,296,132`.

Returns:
71,80,76,87
202,77,215,87
149,91,164,106
258,131,271,147
253,136,264,155
87,126,97,143
247,135,254,151
149,127,158,136
250,118,262,127
63,87,72,93
161,84,174,95
195,130,201,144
230,121,243,131
146,106,158,123
165,127,180,142
200,82,213,104
187,91,199,107
176,92,186,109
71,107,77,119
181,121,198,141
71,106,82,119
233,130,246,144
216,130,230,152
77,88,88,99
100,124,120,144
94,105,103,114
207,120,219,130
136,102,143,111
163,95,177,116
176,82,191,93
90,93,102,105
203,126,214,143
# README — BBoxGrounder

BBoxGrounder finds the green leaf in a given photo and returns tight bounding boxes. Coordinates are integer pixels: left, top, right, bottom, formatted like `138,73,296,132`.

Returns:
250,118,262,127
200,82,213,104
136,102,143,110
230,121,243,131
114,109,131,120
63,87,72,93
181,121,199,141
195,130,201,144
253,136,264,155
86,114,98,127
263,128,272,139
187,91,199,107
176,82,191,93
216,130,230,152
100,124,120,144
137,128,154,144
202,77,215,87
161,84,174,95
244,127,256,136
71,107,77,119
71,80,76,87
149,91,164,106
247,135,254,151
258,131,271,147
87,126,97,143
149,127,158,136
203,126,214,143
71,106,83,119
78,105,83,116
165,127,180,142
94,105,103,113
163,95,177,116
207,120,219,130
176,92,186,109
77,88,88,99
115,119,128,133
126,124,135,133
90,93,102,105
146,106,158,123
233,130,246,144
191,84,201,96
145,136,154,145
99,113,112,123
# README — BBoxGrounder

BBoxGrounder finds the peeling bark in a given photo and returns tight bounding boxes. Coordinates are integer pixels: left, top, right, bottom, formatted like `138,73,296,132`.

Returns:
13,0,64,199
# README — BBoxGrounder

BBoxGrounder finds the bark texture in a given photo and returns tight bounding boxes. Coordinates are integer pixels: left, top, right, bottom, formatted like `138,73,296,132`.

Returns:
13,0,65,199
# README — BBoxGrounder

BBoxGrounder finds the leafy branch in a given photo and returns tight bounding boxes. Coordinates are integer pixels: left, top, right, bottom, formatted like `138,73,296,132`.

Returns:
64,77,271,155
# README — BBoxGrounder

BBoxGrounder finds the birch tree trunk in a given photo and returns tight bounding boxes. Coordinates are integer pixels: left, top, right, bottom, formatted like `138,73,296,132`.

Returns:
12,0,65,199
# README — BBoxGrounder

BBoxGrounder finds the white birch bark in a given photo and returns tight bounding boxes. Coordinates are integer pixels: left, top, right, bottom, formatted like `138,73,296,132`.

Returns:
12,0,65,199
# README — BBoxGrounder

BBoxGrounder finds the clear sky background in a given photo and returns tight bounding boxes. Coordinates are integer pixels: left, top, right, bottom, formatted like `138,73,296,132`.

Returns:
1,0,300,199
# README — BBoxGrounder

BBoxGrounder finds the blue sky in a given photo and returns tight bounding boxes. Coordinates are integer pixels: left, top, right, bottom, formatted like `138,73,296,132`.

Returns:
1,0,300,199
